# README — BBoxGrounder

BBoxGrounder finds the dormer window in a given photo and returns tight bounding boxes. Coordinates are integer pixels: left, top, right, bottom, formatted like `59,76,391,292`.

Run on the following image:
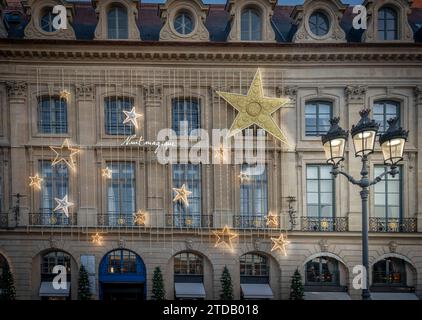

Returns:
309,11,330,37
174,11,194,35
241,7,262,41
107,4,128,39
40,7,55,33
378,6,398,41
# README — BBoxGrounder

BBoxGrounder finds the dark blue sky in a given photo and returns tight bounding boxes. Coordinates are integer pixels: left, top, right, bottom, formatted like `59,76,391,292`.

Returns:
144,0,363,4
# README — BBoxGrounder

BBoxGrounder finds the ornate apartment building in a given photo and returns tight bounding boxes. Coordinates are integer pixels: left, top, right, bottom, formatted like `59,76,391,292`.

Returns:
0,0,421,300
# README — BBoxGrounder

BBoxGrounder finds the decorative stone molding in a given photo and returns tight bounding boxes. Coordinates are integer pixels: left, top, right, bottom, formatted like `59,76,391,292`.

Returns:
0,0,7,38
49,236,58,248
226,0,276,42
185,238,194,250
291,0,347,43
143,84,163,101
75,84,94,101
22,0,76,40
93,0,140,41
159,0,209,42
318,239,329,252
253,238,261,251
388,240,398,253
362,0,414,43
118,238,125,248
6,81,28,99
345,85,367,103
414,85,422,104
277,86,298,107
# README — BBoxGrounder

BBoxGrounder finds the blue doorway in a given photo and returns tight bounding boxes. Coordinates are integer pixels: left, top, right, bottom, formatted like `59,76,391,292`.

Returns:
99,249,146,300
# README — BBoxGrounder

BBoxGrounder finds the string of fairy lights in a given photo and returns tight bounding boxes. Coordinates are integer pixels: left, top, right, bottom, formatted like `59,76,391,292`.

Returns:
26,67,292,256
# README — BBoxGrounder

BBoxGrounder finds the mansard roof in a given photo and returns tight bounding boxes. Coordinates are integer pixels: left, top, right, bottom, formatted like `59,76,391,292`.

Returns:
2,1,422,42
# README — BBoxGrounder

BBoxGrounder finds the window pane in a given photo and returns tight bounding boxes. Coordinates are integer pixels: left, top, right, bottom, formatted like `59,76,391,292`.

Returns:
305,101,332,136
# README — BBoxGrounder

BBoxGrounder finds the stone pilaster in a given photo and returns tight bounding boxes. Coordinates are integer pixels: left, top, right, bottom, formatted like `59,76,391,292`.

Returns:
345,85,367,232
415,85,422,232
6,81,29,226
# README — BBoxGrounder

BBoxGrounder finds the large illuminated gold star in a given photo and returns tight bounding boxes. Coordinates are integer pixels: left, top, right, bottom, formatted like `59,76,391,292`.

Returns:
216,69,290,144
213,225,238,250
50,139,80,171
29,174,43,190
172,184,192,207
271,233,290,256
91,233,103,245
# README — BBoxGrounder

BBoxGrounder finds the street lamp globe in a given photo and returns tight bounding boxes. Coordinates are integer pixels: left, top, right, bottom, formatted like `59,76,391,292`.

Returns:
350,109,379,157
322,117,348,166
379,117,408,166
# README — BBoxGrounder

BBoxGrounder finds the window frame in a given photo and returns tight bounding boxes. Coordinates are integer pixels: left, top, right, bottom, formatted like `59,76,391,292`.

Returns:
240,253,269,284
104,96,135,136
173,10,195,36
41,251,71,282
37,96,68,134
306,165,335,219
308,10,331,37
171,97,201,136
377,6,399,41
240,6,262,41
174,252,204,276
305,256,340,286
373,100,401,135
107,4,129,40
304,100,333,137
372,258,407,287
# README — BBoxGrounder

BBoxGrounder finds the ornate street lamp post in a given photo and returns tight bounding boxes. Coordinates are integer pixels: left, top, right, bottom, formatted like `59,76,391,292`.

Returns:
321,109,408,300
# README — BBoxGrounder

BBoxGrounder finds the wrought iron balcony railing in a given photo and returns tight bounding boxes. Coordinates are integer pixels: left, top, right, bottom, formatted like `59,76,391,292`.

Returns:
29,212,77,226
369,218,417,233
233,215,277,229
165,214,213,228
0,213,8,228
301,217,348,232
98,214,136,227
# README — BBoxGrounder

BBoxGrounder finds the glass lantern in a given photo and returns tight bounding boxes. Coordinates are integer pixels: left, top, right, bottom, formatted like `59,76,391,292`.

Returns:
379,117,408,166
351,109,379,157
322,117,348,166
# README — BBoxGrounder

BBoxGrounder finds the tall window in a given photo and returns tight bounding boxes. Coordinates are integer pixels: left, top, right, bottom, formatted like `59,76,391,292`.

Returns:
240,253,269,283
174,252,203,276
373,100,400,134
240,164,268,227
105,97,134,135
39,161,69,225
172,98,200,136
374,166,402,219
306,257,339,285
378,7,398,40
37,96,68,134
107,4,128,39
172,164,201,227
41,251,71,281
305,101,332,136
106,162,135,226
373,258,406,286
241,7,262,41
306,165,335,218
107,250,137,274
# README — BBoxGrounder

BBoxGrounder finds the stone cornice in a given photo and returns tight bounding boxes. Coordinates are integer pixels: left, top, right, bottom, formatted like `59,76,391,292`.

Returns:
0,39,421,65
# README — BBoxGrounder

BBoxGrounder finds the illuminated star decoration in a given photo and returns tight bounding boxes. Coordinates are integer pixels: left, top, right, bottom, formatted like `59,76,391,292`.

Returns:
216,69,291,144
59,89,71,102
133,210,147,226
214,144,229,163
50,139,80,171
92,233,103,245
29,174,44,190
214,226,238,250
123,107,142,128
172,184,192,207
238,172,251,183
320,218,330,231
266,212,279,228
271,233,291,256
102,167,112,179
53,195,74,218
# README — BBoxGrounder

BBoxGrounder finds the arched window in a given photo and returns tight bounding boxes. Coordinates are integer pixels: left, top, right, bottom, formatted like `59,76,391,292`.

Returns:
41,251,71,281
378,7,398,40
305,256,339,285
309,11,330,37
106,249,141,274
240,253,269,283
174,11,195,35
40,7,55,33
37,96,68,134
373,258,406,286
241,7,262,41
174,252,203,276
107,4,128,39
373,100,400,134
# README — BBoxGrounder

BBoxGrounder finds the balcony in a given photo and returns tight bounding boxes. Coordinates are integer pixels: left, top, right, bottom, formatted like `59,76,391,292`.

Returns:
369,218,417,233
165,214,213,228
233,215,273,229
301,217,348,232
29,212,77,226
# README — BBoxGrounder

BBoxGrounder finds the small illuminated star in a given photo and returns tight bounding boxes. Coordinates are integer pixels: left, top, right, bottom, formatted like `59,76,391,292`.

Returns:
92,233,103,245
213,226,238,250
320,219,330,230
59,89,71,102
102,167,112,179
271,234,290,256
133,210,147,226
50,139,80,171
29,174,43,190
388,221,398,231
266,212,279,228
173,184,192,207
238,172,251,183
53,195,74,218
123,107,142,128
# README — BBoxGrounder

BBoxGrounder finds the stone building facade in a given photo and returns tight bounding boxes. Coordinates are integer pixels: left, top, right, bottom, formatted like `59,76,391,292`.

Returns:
0,0,421,300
